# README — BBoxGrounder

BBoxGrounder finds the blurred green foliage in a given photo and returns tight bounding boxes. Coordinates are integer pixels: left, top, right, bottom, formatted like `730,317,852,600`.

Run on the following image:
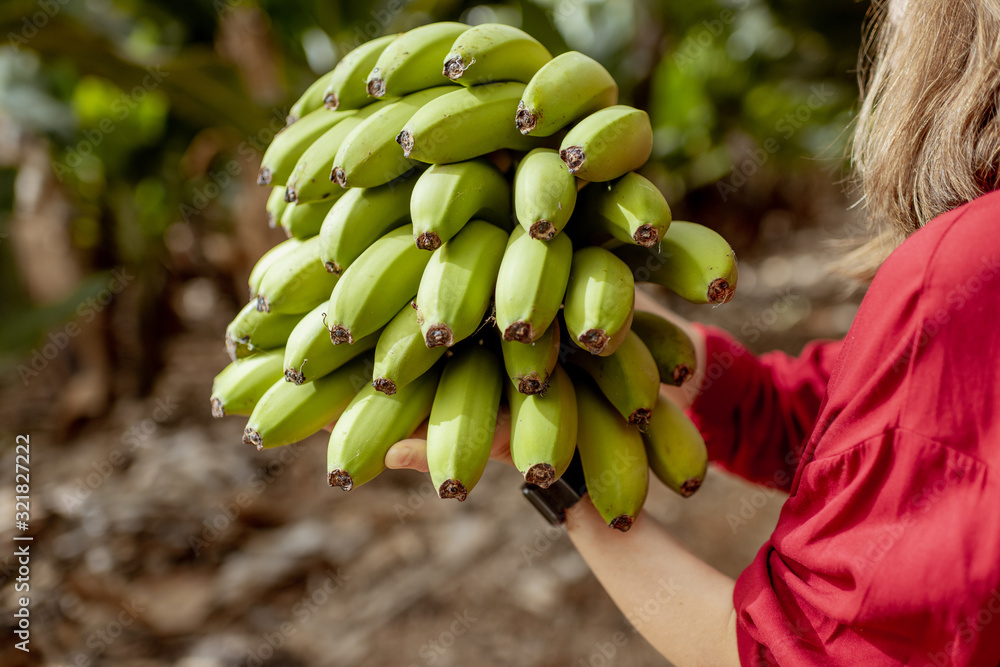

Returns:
0,0,866,390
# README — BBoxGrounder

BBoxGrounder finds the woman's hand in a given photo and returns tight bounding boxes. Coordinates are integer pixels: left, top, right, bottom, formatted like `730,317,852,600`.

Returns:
384,407,514,472
633,287,707,411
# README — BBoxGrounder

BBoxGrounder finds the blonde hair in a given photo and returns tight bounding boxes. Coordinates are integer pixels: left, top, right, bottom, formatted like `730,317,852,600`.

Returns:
848,0,1000,280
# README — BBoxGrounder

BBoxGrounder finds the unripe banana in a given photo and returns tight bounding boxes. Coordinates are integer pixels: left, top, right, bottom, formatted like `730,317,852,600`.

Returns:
371,302,446,395
332,86,455,189
319,177,416,274
426,346,504,501
279,199,336,240
244,355,372,450
410,160,512,250
258,108,356,187
256,236,337,315
564,247,635,356
570,330,659,426
443,23,551,86
642,394,708,497
287,68,336,124
324,34,399,110
513,148,577,240
266,186,289,228
327,365,441,491
495,226,572,343
516,51,618,137
559,106,652,182
248,238,304,300
500,317,561,395
575,172,671,248
284,102,386,204
629,310,697,386
507,363,577,488
326,225,432,345
575,379,649,531
615,221,738,305
283,302,380,384
416,220,508,348
226,301,300,360
210,349,285,418
365,23,468,98
397,82,544,164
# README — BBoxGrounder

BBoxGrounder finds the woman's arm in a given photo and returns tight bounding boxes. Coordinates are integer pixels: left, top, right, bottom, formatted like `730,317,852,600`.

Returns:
565,496,740,667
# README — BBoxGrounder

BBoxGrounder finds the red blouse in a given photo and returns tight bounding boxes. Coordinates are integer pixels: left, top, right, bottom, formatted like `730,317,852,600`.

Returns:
688,190,1000,666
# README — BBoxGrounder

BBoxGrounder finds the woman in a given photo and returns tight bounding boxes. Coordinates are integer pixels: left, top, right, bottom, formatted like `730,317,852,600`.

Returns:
385,1,1000,664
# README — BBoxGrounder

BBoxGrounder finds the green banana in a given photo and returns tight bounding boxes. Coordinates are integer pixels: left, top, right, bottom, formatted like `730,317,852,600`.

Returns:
248,238,304,300
629,310,697,386
327,365,441,491
564,247,635,356
443,23,551,86
559,105,652,182
326,224,432,345
397,82,544,164
287,68,335,124
615,221,738,305
283,302,380,385
575,379,649,531
256,236,338,315
642,394,708,497
575,172,671,248
410,160,512,250
284,102,386,204
266,186,289,228
516,51,618,137
324,34,399,110
210,349,285,418
495,225,572,343
332,86,455,189
426,346,504,501
365,23,468,98
415,220,508,348
319,177,416,274
279,199,336,240
500,317,561,395
507,363,577,488
371,302,446,395
513,148,577,240
570,330,659,426
244,355,372,450
226,301,300,360
258,108,356,187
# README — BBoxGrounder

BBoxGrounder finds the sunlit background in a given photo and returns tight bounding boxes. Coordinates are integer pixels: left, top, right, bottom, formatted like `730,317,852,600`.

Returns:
0,1,869,665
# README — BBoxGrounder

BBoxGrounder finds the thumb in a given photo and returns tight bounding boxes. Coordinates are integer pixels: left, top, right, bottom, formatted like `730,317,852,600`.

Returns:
384,438,430,473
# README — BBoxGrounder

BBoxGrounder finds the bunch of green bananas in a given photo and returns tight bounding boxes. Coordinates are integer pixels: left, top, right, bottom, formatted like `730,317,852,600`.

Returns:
213,22,739,531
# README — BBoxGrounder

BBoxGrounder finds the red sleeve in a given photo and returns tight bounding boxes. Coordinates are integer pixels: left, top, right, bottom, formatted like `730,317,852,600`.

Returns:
685,324,843,490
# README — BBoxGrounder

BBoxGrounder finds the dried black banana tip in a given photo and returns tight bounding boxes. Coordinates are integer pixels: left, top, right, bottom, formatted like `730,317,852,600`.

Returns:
415,231,441,250
284,187,297,203
329,326,354,345
211,398,225,419
331,167,348,188
257,167,272,186
323,92,339,110
395,130,414,158
578,329,609,355
425,324,454,348
372,378,397,395
284,368,305,385
225,335,240,362
443,56,467,80
524,463,555,489
559,146,585,174
633,225,659,247
514,101,536,135
672,364,692,386
516,374,548,396
255,295,270,313
707,279,734,304
529,220,555,240
367,78,385,98
243,427,263,451
609,515,635,532
628,408,652,427
438,479,468,502
328,469,354,491
680,478,703,498
503,321,534,343
324,260,342,274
